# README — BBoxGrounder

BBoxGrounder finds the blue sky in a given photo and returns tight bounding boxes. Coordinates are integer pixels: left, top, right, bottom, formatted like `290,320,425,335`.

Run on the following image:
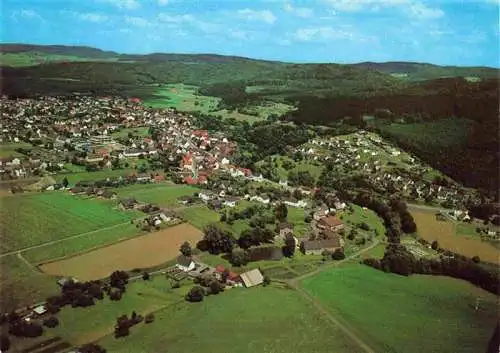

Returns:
2,0,499,67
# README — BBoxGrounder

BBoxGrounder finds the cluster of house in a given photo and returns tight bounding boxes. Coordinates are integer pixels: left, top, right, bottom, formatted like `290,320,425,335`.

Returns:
291,130,481,208
174,255,265,288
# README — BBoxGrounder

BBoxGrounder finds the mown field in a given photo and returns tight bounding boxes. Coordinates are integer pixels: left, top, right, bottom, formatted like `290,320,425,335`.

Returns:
23,223,144,264
0,192,142,253
98,284,363,353
55,168,138,184
411,210,500,264
378,118,472,150
339,204,386,237
40,223,203,280
0,254,59,312
143,83,294,122
301,264,499,353
113,184,200,207
110,126,150,138
0,142,32,158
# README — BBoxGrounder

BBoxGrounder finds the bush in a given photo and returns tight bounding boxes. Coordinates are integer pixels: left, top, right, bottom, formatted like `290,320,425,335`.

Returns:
43,316,59,328
9,320,44,338
472,256,481,264
332,248,346,260
263,276,271,287
145,313,155,324
431,240,439,250
142,272,150,281
79,343,107,353
109,288,123,301
0,334,10,352
185,286,205,302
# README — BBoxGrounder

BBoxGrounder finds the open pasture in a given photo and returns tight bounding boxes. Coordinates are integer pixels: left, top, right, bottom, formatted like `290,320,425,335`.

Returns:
39,223,203,280
411,210,500,264
114,183,199,207
0,254,59,312
143,84,220,112
98,285,363,353
0,192,140,254
301,264,499,353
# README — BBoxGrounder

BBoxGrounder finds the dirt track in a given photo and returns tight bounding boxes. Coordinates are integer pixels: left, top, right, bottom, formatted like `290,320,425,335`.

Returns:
40,223,202,280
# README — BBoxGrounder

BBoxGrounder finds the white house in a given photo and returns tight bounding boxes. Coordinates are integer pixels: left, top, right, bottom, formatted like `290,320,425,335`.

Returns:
221,157,230,165
199,191,216,202
279,180,288,187
250,195,270,204
283,199,307,208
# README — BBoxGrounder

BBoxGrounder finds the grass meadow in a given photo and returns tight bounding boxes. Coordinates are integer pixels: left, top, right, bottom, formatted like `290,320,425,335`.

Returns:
0,142,32,158
301,264,499,353
0,254,59,312
98,284,363,353
50,276,191,345
113,184,200,207
23,223,144,264
0,192,141,253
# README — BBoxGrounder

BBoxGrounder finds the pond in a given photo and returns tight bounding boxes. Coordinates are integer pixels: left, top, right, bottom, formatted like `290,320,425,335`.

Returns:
247,246,284,262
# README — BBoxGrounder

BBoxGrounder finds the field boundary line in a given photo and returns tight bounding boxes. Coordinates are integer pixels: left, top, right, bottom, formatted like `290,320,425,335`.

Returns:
0,221,137,259
33,220,189,267
16,251,42,274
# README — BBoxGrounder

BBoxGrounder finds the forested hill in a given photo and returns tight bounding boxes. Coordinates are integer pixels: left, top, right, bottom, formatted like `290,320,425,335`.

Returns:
1,43,498,81
352,61,498,81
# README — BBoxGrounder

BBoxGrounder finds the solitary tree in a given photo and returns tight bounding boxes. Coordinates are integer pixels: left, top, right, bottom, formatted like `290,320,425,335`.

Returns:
180,241,192,257
62,177,69,188
230,247,249,266
185,286,205,302
282,234,296,257
275,203,288,222
431,240,439,250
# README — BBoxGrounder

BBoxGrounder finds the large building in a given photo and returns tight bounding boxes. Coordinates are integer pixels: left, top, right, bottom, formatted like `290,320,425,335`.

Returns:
89,135,114,145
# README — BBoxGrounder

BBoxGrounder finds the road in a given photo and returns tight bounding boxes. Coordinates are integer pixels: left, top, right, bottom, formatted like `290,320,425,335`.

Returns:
287,240,380,353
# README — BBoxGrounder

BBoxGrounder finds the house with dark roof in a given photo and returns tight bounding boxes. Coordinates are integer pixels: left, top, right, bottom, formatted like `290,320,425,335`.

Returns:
119,197,137,210
276,222,293,239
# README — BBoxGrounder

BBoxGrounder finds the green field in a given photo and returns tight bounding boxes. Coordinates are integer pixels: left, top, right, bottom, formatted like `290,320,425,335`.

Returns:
0,193,141,253
51,276,190,345
23,223,144,264
379,118,472,149
0,255,58,312
113,184,200,207
143,83,294,122
287,207,309,236
98,284,363,353
301,265,499,353
111,127,151,138
0,142,32,158
55,169,138,184
0,52,119,67
181,205,220,230
256,155,324,182
143,84,220,112
339,204,386,237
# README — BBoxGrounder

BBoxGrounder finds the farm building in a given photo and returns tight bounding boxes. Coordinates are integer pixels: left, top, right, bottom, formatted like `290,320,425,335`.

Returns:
240,269,264,288
276,222,294,238
317,215,344,232
301,238,342,255
215,265,240,283
32,305,48,316
176,255,196,272
57,276,79,287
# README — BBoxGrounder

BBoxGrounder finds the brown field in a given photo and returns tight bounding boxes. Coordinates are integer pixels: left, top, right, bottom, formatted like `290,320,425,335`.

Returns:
39,223,203,280
411,210,500,264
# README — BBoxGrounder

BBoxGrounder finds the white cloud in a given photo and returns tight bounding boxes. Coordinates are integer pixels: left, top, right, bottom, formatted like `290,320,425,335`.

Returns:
69,12,108,23
158,0,169,5
237,9,276,24
11,9,43,21
410,3,444,19
158,13,195,23
125,16,150,27
231,30,249,40
100,0,140,10
284,1,313,18
294,27,354,41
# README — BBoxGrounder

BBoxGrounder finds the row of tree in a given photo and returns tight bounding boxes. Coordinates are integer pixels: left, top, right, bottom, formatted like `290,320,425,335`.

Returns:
363,244,499,295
